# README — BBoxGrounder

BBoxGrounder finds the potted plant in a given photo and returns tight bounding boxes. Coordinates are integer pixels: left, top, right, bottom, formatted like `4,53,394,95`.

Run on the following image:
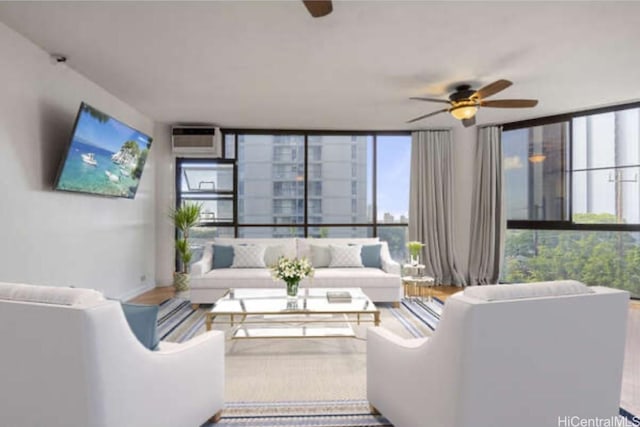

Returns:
407,241,425,266
170,201,202,292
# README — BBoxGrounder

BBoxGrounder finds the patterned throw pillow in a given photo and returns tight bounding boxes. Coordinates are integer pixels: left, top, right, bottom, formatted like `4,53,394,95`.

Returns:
328,244,364,268
310,244,331,268
231,245,267,268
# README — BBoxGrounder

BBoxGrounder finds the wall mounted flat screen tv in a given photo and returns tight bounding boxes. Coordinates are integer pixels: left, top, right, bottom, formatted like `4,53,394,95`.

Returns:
54,102,153,199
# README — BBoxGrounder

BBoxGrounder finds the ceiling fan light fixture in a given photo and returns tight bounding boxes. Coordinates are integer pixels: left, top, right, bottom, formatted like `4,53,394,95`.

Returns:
528,153,546,163
449,102,478,120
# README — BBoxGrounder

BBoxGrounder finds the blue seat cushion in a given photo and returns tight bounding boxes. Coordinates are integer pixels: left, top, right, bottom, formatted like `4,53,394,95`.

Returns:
121,303,160,350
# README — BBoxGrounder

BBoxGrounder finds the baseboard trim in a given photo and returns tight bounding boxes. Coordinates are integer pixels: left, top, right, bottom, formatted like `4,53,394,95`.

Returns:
119,282,155,302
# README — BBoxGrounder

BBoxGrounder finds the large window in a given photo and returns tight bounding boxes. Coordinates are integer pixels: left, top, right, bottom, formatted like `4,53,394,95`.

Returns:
177,132,412,261
503,122,569,221
502,104,640,298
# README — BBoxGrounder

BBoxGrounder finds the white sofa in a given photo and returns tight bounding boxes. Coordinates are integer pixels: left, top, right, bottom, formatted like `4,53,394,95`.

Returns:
367,281,629,427
0,282,225,427
190,237,402,305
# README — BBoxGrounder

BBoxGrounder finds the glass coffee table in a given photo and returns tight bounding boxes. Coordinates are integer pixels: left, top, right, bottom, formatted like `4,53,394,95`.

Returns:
205,287,380,339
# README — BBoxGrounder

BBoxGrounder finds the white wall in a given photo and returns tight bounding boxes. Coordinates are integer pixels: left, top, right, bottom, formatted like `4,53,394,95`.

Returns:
153,123,176,287
451,126,476,282
0,22,155,300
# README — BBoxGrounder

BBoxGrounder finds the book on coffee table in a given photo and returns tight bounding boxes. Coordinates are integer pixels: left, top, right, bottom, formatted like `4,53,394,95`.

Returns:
326,290,352,303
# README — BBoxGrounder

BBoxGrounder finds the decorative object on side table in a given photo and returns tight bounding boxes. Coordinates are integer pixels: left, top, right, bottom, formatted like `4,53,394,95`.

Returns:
169,201,202,292
270,257,314,300
406,241,425,266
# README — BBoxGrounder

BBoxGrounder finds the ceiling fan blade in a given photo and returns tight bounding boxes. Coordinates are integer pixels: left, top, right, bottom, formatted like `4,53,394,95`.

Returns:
406,108,449,123
475,79,513,100
302,0,333,17
409,97,451,105
462,117,476,127
481,99,539,108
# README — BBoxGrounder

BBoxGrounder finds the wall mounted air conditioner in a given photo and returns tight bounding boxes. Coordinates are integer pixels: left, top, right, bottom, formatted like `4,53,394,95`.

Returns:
172,126,222,156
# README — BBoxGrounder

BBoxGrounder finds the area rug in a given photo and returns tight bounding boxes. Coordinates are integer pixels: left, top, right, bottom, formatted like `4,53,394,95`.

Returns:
157,297,443,343
205,400,392,427
158,296,443,426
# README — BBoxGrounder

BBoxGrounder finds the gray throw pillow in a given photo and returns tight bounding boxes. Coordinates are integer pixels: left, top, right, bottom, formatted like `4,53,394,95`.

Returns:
310,244,331,268
212,244,234,269
361,243,382,268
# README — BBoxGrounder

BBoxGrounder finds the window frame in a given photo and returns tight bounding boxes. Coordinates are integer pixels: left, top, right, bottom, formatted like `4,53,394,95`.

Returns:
503,101,640,232
176,129,411,238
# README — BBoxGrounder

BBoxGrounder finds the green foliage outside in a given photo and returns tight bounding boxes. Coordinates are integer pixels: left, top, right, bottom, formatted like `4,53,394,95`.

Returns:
378,227,408,262
503,213,640,297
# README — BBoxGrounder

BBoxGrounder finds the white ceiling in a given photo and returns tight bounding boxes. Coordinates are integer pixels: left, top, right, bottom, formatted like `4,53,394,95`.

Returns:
1,1,640,130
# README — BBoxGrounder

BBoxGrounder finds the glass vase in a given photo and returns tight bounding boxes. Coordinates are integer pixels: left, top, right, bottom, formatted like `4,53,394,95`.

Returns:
285,280,299,300
410,254,420,266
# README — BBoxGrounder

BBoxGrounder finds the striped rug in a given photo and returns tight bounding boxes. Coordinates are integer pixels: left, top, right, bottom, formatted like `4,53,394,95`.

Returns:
157,297,444,343
209,400,392,427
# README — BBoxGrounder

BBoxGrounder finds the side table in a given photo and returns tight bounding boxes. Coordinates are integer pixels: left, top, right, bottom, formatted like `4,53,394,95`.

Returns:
403,275,435,301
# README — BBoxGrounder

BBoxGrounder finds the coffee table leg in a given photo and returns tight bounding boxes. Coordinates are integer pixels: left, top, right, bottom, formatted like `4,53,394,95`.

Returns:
206,314,213,331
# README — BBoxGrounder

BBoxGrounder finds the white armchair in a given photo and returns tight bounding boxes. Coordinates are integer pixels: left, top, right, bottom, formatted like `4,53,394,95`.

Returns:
0,282,225,427
367,281,629,427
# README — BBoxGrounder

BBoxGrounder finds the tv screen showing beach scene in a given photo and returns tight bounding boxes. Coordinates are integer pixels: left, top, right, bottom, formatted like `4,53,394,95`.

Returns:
54,103,153,199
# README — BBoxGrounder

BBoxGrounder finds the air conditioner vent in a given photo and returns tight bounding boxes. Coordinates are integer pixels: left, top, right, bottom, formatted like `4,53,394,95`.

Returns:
172,126,221,156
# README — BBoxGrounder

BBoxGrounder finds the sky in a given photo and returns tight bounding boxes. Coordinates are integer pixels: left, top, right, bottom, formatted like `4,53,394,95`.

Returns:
375,135,411,220
74,106,151,153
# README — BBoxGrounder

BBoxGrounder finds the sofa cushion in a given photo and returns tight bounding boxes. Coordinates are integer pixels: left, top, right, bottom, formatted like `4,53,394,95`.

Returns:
360,244,382,268
121,303,159,350
264,245,286,267
464,280,595,302
215,238,297,259
309,268,398,288
310,244,331,268
212,244,234,269
328,245,364,268
297,237,380,260
231,245,267,268
0,282,104,306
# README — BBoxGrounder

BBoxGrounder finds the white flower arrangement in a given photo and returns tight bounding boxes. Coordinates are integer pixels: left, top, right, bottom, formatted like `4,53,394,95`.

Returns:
271,256,314,285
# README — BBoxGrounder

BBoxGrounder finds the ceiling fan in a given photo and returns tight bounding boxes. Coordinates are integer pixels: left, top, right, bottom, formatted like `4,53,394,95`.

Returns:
407,79,538,127
302,0,333,18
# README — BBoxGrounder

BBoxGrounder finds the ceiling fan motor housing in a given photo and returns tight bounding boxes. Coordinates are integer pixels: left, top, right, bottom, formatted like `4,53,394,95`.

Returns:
449,85,477,102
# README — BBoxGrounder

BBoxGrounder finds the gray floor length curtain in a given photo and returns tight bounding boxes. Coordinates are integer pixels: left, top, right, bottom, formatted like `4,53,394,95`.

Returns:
409,130,466,285
467,126,505,285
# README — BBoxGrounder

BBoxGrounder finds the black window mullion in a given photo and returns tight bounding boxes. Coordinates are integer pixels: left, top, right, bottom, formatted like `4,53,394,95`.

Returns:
304,134,308,237
373,134,378,237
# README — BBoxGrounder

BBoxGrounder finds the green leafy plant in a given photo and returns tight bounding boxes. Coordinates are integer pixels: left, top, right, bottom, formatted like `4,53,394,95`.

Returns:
169,202,203,274
407,241,424,258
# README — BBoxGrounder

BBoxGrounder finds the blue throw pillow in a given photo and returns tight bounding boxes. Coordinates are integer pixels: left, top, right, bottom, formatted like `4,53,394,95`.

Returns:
361,244,382,268
121,303,160,350
212,244,234,269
